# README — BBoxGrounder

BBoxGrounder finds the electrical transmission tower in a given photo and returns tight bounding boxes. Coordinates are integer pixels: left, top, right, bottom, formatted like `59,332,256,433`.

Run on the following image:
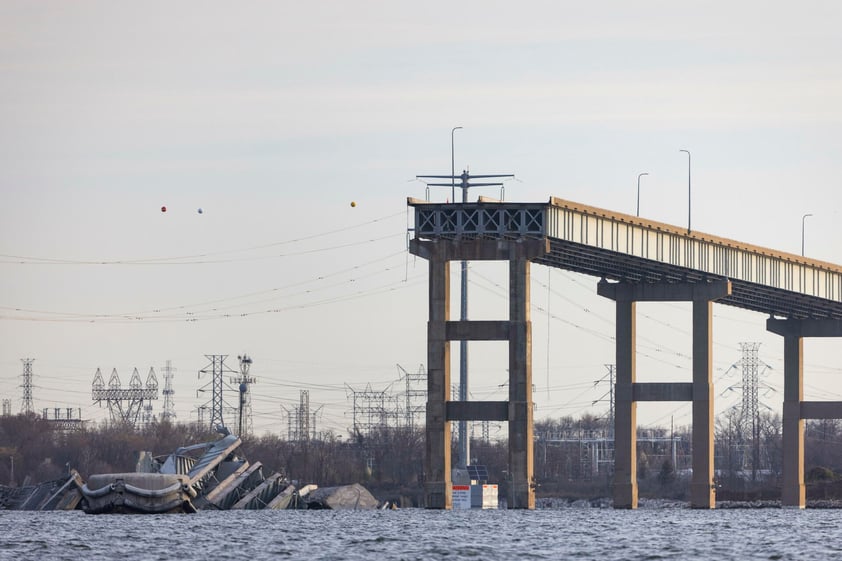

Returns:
739,342,773,479
20,358,35,414
160,360,177,423
740,343,761,440
1,399,11,416
346,383,398,438
197,355,238,432
723,342,773,479
141,402,155,427
593,364,615,438
299,389,309,441
282,389,323,441
92,367,159,427
397,363,426,428
285,390,309,441
230,354,257,437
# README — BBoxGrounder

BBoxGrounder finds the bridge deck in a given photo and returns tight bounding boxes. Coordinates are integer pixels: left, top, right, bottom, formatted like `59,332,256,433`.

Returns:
409,196,842,320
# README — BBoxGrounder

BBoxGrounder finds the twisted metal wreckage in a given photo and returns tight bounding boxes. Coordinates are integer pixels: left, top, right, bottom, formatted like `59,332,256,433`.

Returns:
0,433,381,513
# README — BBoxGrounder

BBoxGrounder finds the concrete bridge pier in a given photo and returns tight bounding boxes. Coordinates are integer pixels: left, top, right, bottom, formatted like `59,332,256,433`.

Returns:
423,253,452,509
410,237,549,509
689,295,717,509
767,318,842,508
611,293,637,509
598,279,731,509
508,253,535,510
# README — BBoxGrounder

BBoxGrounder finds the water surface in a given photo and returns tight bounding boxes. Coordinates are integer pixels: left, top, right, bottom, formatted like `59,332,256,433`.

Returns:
1,507,840,560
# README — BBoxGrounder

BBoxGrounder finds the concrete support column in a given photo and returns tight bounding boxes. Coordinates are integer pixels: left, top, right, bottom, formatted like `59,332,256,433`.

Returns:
412,236,549,510
599,278,729,510
767,318,842,508
508,257,535,509
424,255,452,509
613,298,637,508
690,298,715,508
781,333,805,508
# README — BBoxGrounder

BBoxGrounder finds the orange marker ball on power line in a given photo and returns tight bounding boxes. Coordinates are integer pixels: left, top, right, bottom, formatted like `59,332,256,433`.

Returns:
350,201,357,207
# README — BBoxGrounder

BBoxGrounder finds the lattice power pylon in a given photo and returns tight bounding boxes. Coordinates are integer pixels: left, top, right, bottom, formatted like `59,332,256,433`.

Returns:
1,399,11,416
20,358,35,414
593,364,616,439
723,342,773,479
397,363,427,429
92,367,159,427
197,355,238,432
346,383,399,438
286,389,309,441
160,360,177,423
282,389,323,441
299,389,309,441
740,342,761,440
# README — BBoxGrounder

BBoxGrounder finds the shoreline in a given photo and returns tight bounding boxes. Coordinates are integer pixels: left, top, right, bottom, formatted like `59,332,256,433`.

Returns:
535,497,842,509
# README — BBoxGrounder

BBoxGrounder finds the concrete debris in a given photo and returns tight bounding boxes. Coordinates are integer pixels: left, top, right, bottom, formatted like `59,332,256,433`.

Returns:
303,483,381,510
82,472,197,514
0,469,84,511
0,433,383,514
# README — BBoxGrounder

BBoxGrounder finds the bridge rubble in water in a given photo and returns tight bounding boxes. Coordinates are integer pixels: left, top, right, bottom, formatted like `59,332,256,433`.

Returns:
0,433,381,513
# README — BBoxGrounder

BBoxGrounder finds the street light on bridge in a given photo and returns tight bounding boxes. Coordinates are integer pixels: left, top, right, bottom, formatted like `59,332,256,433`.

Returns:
636,172,649,217
451,126,462,202
802,213,813,257
680,149,691,233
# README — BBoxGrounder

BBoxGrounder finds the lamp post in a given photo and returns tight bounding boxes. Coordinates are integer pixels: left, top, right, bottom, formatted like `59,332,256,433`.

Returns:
680,149,691,233
451,126,462,202
450,125,470,468
636,172,649,217
802,213,813,256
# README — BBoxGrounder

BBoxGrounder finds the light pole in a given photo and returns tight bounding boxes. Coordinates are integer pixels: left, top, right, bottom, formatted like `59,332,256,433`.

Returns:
636,172,649,217
451,125,469,469
680,149,691,233
451,126,462,202
802,213,813,256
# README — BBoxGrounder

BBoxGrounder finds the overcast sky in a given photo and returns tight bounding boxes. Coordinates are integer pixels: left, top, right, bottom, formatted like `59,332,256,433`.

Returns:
2,1,842,438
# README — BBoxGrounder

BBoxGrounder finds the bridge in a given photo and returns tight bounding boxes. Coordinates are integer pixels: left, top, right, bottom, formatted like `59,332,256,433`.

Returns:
408,195,842,510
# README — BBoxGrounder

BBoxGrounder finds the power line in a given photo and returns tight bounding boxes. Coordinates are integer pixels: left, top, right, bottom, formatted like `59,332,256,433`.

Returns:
0,211,406,265
0,251,421,324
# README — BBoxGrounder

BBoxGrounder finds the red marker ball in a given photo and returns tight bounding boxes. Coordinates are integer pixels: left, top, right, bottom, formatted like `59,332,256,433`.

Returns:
161,206,167,213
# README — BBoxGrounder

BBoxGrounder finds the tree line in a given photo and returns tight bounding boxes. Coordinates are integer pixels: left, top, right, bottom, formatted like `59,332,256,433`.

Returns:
1,412,841,505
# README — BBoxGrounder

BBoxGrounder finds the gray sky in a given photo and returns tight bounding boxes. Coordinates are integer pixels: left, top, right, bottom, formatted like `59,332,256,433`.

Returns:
2,1,842,437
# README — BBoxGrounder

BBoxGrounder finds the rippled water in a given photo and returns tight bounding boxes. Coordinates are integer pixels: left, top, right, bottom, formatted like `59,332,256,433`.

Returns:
2,507,841,560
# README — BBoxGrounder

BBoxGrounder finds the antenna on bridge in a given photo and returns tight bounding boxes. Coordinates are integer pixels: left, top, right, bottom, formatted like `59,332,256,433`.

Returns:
416,170,515,203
